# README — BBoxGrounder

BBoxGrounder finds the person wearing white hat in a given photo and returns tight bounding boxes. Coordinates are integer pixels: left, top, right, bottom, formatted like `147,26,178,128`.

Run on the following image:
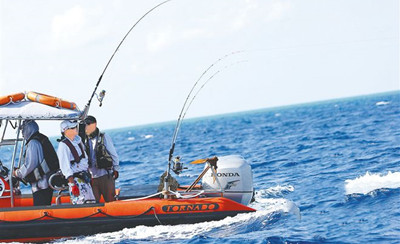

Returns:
57,120,95,204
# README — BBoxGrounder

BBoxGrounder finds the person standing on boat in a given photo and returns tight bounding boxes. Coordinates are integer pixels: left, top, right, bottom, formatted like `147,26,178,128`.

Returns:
84,115,119,202
13,120,54,206
57,120,95,204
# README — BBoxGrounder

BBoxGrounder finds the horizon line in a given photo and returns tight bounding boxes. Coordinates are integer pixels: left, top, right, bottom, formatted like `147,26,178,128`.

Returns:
105,89,399,133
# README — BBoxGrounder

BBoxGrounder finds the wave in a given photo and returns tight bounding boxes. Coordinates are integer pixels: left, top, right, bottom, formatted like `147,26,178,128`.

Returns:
250,198,301,220
344,171,400,195
252,186,300,220
375,101,390,106
255,185,295,198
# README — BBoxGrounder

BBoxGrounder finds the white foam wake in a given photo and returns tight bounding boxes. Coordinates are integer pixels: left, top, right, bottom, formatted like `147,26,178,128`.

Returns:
250,198,301,220
345,171,400,195
252,186,299,218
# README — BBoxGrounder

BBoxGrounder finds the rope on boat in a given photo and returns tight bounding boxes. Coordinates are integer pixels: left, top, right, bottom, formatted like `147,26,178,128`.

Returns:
0,214,48,223
169,190,205,199
0,207,162,225
121,191,163,201
120,189,205,201
94,207,162,225
0,189,205,224
152,207,162,225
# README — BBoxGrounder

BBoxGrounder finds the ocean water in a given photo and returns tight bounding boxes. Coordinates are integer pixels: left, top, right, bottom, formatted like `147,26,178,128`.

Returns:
3,91,400,243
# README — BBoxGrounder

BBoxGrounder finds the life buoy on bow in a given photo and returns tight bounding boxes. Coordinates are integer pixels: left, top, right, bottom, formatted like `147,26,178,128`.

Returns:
26,92,77,110
0,93,25,105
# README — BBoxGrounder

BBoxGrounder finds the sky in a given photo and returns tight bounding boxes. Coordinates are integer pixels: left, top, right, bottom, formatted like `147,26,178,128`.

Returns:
0,0,399,136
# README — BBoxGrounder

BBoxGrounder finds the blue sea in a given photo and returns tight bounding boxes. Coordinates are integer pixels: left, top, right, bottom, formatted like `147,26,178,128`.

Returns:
3,91,400,243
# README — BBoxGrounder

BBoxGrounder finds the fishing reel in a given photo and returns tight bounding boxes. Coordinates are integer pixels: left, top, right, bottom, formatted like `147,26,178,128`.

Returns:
172,156,187,175
0,160,21,193
0,160,9,180
95,90,106,107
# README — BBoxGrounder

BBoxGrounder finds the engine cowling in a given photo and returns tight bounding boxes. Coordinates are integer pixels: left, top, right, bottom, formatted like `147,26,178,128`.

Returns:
202,155,254,206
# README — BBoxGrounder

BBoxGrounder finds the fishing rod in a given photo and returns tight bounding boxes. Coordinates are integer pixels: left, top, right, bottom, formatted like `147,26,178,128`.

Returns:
167,51,242,161
164,52,246,196
181,60,248,121
170,60,248,173
81,0,172,119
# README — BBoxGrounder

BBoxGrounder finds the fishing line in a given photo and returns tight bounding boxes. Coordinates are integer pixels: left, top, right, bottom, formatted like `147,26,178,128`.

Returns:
82,0,173,118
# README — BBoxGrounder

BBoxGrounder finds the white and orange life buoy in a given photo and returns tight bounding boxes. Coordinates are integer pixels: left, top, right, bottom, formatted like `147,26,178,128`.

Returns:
26,91,77,110
0,93,25,105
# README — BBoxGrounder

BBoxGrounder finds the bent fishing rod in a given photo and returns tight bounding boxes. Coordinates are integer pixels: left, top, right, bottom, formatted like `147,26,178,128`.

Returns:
181,60,248,121
165,52,246,192
167,51,243,162
81,0,172,119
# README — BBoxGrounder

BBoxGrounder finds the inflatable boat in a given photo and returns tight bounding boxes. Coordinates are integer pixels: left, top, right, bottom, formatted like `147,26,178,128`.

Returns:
0,192,254,243
0,93,255,242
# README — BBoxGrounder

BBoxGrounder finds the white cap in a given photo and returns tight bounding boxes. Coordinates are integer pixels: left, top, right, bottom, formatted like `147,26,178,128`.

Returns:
60,120,78,132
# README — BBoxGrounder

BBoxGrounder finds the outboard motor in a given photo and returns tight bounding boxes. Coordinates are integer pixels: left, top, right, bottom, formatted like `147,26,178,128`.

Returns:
202,155,254,206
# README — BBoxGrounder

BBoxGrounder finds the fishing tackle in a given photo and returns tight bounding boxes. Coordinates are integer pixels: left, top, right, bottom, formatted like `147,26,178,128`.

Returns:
168,51,243,162
81,0,173,119
182,60,248,120
96,90,106,107
164,52,246,197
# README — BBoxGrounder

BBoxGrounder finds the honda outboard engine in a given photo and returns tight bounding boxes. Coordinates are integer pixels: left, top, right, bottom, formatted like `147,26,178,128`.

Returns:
202,155,254,206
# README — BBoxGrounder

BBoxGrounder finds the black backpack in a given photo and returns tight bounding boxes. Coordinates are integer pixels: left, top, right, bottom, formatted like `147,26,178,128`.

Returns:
95,133,113,169
24,132,60,183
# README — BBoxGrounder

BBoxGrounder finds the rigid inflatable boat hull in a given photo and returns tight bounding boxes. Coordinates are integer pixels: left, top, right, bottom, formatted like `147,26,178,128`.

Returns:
0,197,255,242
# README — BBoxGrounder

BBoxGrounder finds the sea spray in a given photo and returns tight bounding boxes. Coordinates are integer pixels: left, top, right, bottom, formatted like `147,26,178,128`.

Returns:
344,171,400,195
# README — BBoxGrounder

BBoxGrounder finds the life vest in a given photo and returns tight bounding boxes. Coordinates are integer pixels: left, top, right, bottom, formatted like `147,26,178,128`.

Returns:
24,132,60,183
86,132,113,170
61,138,86,165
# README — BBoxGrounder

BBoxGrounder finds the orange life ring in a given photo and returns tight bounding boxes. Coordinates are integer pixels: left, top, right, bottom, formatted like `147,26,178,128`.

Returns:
0,93,25,105
26,91,77,110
